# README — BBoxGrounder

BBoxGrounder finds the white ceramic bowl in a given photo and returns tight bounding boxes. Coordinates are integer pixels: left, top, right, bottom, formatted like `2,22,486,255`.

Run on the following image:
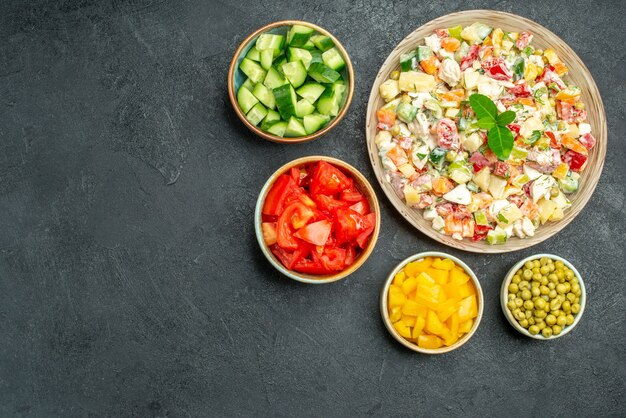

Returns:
380,252,484,354
500,253,586,340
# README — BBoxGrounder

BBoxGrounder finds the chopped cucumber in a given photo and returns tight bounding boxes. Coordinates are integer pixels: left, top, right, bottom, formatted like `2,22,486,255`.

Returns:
252,83,276,109
273,84,297,119
295,99,316,118
239,58,267,84
396,102,418,123
237,86,259,114
281,60,307,88
266,120,288,137
416,45,433,61
448,25,463,41
263,67,287,89
256,33,285,52
287,47,313,69
307,62,340,83
260,49,274,70
303,113,330,134
309,49,323,65
246,47,261,61
246,103,268,126
273,55,287,70
316,87,340,116
400,50,418,72
240,78,255,91
486,227,507,245
261,109,281,130
296,83,326,104
311,35,334,52
321,47,345,71
301,40,315,50
285,117,307,137
287,25,314,47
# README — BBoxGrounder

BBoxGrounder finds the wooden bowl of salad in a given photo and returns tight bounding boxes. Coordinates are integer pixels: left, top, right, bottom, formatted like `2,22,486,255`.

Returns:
229,20,354,144
365,10,607,253
255,156,380,283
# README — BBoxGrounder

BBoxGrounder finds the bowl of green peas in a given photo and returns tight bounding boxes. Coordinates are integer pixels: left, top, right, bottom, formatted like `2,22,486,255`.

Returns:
501,254,586,340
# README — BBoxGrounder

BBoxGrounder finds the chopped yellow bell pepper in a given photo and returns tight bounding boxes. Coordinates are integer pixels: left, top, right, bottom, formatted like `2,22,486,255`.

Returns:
436,298,459,323
459,319,474,334
449,267,470,285
389,306,402,322
418,334,443,349
402,300,420,316
404,258,432,277
393,270,406,286
392,320,412,339
401,276,417,295
402,315,416,327
412,316,426,339
416,272,436,288
431,257,455,271
458,295,478,322
388,285,406,307
426,268,448,285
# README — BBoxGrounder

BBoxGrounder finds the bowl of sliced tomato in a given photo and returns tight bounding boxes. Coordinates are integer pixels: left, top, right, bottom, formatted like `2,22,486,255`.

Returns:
255,156,381,283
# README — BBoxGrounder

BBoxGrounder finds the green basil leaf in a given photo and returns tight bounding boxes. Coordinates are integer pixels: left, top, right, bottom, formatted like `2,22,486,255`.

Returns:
487,125,514,160
469,93,497,122
477,118,496,130
513,58,524,81
496,111,516,126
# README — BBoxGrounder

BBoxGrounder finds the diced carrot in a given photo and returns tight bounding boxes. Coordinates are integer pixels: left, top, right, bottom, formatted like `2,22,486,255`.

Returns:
553,62,568,76
517,97,535,107
441,37,461,52
561,135,588,155
377,108,396,126
420,56,439,75
440,89,464,104
555,89,580,102
432,177,454,196
386,145,409,167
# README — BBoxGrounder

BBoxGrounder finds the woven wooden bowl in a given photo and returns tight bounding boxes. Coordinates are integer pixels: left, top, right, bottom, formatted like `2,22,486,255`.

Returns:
365,10,607,253
254,156,380,284
229,20,354,144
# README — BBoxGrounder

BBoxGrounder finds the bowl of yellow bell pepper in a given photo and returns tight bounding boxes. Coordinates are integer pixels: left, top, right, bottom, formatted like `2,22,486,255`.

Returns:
380,252,483,354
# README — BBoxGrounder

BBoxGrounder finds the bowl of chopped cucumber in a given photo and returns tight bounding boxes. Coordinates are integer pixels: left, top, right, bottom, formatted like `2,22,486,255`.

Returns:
228,20,354,143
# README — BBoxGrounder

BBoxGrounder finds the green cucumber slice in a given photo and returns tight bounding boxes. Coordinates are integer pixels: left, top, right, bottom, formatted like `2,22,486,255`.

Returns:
287,25,314,47
296,83,326,103
321,47,346,71
266,120,288,137
256,33,285,52
303,113,331,134
316,87,340,116
311,35,335,52
260,49,274,70
237,86,259,114
285,117,307,137
261,109,281,130
287,47,313,69
246,102,267,126
240,78,255,91
273,84,297,119
246,47,261,62
252,83,276,109
295,99,316,118
263,67,288,89
239,58,266,83
396,102,418,123
309,49,323,65
281,60,307,88
301,40,316,50
400,50,418,72
307,62,340,83
416,45,433,61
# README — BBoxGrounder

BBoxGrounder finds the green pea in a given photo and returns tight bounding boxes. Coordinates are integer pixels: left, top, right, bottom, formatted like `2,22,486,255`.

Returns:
541,327,553,338
556,284,567,294
521,289,532,300
540,285,549,295
552,325,562,335
514,309,526,321
557,314,567,326
529,325,540,335
522,269,533,280
528,317,535,325
563,282,571,293
551,310,561,317
507,300,517,311
561,300,572,313
535,309,547,319
508,293,516,301
548,273,558,282
508,283,519,294
523,300,534,310
556,270,565,280
550,298,562,311
542,295,550,301
567,292,577,303
540,277,549,286
546,314,557,325
571,303,581,314
531,287,541,297
525,261,534,270
566,314,574,325
534,260,541,268
555,260,564,269
548,263,555,272
534,298,547,310
519,319,529,328
571,283,581,294
537,321,546,330
532,267,540,275
525,310,533,319
515,298,523,308
512,275,521,284
540,257,550,266
532,273,542,281
548,289,557,299
540,265,550,275
565,270,574,279
519,280,530,290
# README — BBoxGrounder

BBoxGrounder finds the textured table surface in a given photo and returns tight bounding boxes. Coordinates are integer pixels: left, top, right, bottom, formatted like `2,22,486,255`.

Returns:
1,0,625,416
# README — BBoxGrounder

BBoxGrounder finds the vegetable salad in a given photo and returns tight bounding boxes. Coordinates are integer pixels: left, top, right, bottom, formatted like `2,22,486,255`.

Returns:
375,23,596,244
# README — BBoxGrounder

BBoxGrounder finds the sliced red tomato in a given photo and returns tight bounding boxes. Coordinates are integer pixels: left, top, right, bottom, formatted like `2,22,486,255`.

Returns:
460,44,479,71
333,208,359,245
277,202,314,250
262,175,298,216
340,188,364,203
309,161,352,196
472,224,493,242
313,194,348,213
355,213,376,249
270,244,309,270
564,150,588,172
290,167,301,185
344,246,355,267
294,220,332,246
292,259,333,275
349,199,370,215
319,247,347,271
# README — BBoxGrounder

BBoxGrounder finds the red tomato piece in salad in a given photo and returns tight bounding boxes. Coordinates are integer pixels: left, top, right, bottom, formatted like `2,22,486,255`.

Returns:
515,32,533,50
482,57,512,81
262,174,298,216
557,101,587,123
294,220,332,246
276,202,315,250
460,44,479,71
564,150,588,172
309,161,352,196
436,118,460,149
